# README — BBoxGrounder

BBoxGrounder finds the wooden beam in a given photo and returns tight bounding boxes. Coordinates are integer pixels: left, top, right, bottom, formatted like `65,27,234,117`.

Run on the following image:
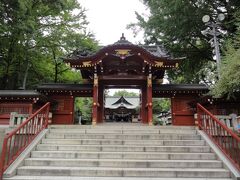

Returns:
99,75,146,80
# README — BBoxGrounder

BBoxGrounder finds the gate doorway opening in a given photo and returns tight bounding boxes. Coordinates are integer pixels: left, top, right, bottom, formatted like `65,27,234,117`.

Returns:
104,88,141,123
74,97,92,125
152,98,171,125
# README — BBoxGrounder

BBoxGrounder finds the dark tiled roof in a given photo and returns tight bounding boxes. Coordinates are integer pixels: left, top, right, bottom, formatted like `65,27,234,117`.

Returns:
37,83,93,91
0,90,47,102
153,84,209,91
0,90,42,97
105,96,139,109
140,45,169,58
66,34,174,61
113,34,169,57
111,96,133,106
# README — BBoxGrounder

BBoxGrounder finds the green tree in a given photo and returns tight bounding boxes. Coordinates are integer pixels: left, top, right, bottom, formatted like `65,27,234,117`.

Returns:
152,98,170,114
213,45,240,99
129,0,240,84
211,10,240,99
0,0,97,89
75,97,93,123
112,90,139,97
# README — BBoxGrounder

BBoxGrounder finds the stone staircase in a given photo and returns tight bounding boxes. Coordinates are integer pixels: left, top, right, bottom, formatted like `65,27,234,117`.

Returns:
4,124,233,180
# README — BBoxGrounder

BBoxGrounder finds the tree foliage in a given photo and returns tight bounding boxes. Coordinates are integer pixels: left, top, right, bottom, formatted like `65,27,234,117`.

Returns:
211,10,240,99
152,98,170,114
111,90,139,97
129,0,240,84
213,46,240,99
74,97,92,123
0,0,97,89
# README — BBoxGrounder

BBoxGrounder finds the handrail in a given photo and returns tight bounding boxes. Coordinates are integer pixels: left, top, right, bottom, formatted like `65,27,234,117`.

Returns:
0,102,50,179
197,103,240,171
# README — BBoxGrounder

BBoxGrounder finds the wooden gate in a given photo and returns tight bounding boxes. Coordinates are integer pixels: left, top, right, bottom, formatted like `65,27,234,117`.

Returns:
51,96,74,124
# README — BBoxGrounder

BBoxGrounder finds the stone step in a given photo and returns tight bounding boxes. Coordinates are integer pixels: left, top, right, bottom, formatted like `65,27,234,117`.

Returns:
49,129,197,134
24,158,223,168
41,138,205,146
3,176,234,180
16,166,231,178
46,133,201,140
31,151,217,160
49,125,196,130
3,124,232,180
36,144,211,153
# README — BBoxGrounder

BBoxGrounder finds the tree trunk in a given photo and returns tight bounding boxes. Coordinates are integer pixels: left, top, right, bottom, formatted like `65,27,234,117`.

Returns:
52,48,58,83
22,62,30,90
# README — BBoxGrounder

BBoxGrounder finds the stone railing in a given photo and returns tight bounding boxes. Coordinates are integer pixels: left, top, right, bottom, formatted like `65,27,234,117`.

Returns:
194,114,240,132
9,112,29,128
216,115,232,128
216,115,240,132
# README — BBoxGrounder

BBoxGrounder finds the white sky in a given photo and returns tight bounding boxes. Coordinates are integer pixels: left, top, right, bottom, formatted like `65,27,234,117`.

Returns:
77,0,147,45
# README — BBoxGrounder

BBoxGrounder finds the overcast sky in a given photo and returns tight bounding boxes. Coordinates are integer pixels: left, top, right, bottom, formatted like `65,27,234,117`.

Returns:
78,0,147,45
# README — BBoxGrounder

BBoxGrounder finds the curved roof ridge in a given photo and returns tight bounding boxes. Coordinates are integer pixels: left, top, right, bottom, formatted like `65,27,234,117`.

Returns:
111,96,133,106
64,35,179,63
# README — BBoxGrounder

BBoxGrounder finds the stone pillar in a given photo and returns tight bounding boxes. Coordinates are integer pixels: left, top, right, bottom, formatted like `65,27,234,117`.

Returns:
92,73,98,125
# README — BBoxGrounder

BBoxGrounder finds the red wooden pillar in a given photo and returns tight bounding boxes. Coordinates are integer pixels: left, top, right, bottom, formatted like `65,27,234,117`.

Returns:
92,73,98,125
171,97,175,125
147,73,153,125
141,85,147,124
97,84,104,123
139,91,142,123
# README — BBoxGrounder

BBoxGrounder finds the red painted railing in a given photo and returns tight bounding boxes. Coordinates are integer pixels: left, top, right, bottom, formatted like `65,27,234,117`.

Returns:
197,103,240,171
0,102,50,179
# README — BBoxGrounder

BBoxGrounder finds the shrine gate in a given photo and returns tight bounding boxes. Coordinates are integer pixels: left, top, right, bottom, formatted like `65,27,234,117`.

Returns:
37,35,208,126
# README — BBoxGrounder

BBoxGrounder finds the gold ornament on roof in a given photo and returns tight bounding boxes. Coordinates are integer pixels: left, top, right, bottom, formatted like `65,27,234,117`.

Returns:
115,49,131,59
82,61,91,67
115,49,130,55
147,75,152,87
154,61,164,67
94,74,98,87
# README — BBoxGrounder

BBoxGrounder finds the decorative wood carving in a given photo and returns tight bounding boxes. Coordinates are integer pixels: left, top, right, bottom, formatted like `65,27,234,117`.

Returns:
94,74,98,87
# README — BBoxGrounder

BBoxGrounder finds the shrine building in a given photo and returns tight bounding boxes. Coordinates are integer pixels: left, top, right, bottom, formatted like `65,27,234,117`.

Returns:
104,96,140,122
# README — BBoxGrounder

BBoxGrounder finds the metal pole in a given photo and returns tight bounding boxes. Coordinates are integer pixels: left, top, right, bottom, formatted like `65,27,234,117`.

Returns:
212,24,221,78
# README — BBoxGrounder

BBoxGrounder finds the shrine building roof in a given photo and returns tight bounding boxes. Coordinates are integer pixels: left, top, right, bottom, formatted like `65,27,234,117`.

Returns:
64,34,182,81
153,84,209,91
67,35,171,61
0,90,47,102
37,83,93,96
37,83,92,91
105,96,139,109
153,84,209,97
64,34,181,70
